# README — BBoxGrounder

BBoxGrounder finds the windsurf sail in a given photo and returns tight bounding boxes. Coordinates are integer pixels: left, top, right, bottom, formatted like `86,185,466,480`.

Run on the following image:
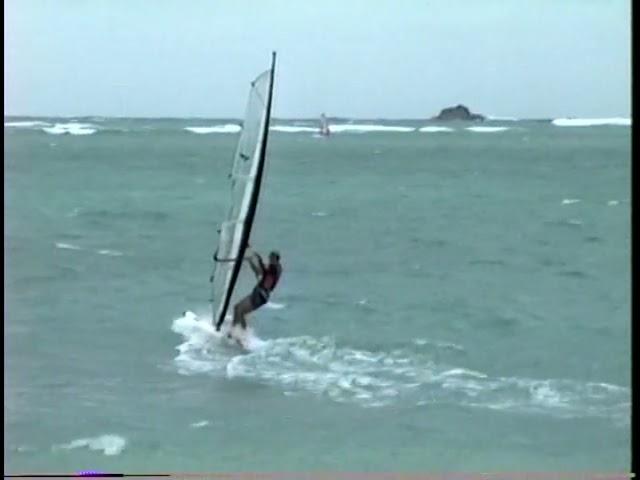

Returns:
210,52,276,330
320,113,330,136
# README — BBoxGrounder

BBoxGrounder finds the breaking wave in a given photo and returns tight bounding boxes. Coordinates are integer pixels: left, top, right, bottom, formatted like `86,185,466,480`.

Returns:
466,126,510,133
329,124,415,133
270,126,318,133
53,434,126,456
418,126,454,133
184,124,241,134
5,120,51,128
552,118,631,127
42,123,97,135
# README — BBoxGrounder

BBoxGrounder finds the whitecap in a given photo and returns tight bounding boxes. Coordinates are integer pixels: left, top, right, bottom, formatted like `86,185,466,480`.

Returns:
184,125,241,134
55,242,82,250
5,120,50,128
418,126,454,133
329,124,415,133
42,123,97,135
97,249,124,256
413,338,465,351
607,200,620,206
466,126,510,133
552,117,631,127
562,198,581,205
190,420,209,428
54,434,126,456
270,126,318,133
486,115,519,121
437,368,488,379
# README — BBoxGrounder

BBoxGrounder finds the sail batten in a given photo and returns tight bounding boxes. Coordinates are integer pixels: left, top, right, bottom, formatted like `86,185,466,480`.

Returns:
211,53,276,330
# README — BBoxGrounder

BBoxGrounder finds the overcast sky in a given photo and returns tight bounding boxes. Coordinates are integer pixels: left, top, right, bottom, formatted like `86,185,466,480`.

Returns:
4,0,631,119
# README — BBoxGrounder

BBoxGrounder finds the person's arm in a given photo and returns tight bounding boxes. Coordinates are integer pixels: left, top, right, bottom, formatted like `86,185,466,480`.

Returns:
245,250,265,278
253,252,266,274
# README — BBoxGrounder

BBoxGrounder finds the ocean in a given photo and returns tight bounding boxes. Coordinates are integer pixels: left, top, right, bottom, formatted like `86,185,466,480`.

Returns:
4,117,631,472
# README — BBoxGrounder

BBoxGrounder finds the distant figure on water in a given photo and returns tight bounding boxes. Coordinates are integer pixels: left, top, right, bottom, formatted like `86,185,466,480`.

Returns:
320,113,330,137
231,249,282,330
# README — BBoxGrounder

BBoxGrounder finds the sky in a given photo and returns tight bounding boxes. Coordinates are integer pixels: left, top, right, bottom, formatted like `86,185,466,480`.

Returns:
3,0,631,119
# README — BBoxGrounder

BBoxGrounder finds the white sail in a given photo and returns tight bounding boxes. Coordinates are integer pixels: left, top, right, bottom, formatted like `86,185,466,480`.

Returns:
210,53,276,330
320,113,330,136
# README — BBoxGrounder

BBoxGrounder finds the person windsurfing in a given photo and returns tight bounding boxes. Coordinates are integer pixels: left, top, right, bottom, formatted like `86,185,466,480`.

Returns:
320,113,330,137
229,249,282,331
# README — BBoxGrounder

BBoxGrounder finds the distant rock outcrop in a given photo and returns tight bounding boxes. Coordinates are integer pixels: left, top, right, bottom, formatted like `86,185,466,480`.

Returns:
433,104,485,121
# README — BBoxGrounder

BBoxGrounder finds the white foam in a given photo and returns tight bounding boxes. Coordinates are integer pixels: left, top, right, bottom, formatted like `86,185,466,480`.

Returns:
552,117,631,127
466,126,510,133
607,200,620,206
170,315,629,421
14,445,36,453
486,115,519,121
221,336,438,407
43,127,66,135
171,310,265,375
184,124,241,134
97,249,124,256
270,126,318,133
530,381,568,408
329,124,415,133
462,376,630,424
190,420,210,428
413,338,465,351
265,302,286,310
55,434,126,456
5,120,50,128
42,123,97,135
55,242,82,250
437,368,488,379
418,126,454,133
226,323,267,350
311,211,329,217
562,198,581,205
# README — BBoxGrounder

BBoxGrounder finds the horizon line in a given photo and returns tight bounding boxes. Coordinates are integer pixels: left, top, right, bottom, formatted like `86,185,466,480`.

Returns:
4,113,632,122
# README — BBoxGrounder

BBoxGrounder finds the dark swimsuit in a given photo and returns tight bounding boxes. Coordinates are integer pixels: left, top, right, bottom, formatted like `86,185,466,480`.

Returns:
250,264,280,309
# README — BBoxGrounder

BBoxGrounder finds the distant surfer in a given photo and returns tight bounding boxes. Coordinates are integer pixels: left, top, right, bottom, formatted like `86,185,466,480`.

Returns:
230,249,282,331
320,113,330,137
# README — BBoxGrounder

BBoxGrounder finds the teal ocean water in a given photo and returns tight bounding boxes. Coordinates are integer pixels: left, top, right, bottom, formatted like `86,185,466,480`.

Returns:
4,117,631,472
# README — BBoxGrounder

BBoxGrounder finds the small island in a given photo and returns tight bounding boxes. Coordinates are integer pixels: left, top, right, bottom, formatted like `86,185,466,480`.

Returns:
432,104,485,121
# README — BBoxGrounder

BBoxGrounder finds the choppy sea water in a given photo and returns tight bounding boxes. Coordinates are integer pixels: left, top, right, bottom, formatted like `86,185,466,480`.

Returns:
4,117,630,472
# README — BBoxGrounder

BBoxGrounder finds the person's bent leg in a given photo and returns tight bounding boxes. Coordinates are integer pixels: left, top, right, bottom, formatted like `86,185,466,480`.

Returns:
233,296,254,329
233,296,249,326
